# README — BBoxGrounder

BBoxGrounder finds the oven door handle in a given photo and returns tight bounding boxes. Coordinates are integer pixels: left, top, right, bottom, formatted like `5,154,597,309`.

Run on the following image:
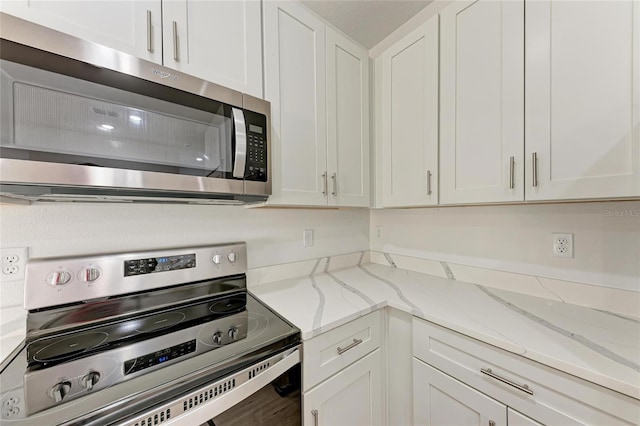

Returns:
232,108,247,179
161,347,300,426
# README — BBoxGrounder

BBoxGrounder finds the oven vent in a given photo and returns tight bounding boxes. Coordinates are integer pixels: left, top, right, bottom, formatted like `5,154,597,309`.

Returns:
248,361,270,379
182,378,236,413
133,408,171,426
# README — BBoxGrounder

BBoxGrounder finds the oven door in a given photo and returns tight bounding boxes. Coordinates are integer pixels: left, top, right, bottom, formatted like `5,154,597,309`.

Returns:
112,345,301,426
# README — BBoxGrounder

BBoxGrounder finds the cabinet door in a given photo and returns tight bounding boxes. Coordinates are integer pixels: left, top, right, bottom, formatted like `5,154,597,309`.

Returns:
0,0,162,64
304,349,383,426
525,1,640,200
508,408,544,426
440,0,524,205
326,28,370,207
264,1,328,206
380,16,439,207
161,0,262,98
413,358,507,426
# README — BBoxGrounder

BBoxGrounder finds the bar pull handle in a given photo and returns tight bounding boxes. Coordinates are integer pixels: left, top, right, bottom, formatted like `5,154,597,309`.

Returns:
509,156,515,189
312,409,319,426
232,108,247,178
426,170,432,195
322,172,328,196
481,368,533,395
146,10,153,52
331,173,337,196
337,338,363,355
172,21,179,61
532,152,538,187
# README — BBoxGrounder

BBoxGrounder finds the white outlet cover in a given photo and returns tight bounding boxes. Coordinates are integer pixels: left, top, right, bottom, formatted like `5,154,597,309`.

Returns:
0,247,29,282
552,233,573,258
303,229,314,247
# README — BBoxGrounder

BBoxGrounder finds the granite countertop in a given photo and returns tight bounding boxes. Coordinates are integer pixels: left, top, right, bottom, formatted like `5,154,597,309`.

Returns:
250,262,640,400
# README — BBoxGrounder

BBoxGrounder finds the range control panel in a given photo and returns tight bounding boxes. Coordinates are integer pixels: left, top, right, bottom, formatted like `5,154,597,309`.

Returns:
124,254,195,277
124,340,197,375
24,243,247,310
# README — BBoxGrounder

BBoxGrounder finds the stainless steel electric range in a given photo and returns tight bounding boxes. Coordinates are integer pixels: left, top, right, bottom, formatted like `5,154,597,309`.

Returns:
0,243,302,426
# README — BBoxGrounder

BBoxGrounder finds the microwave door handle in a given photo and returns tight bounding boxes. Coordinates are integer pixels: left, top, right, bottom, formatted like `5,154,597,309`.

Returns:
232,108,247,179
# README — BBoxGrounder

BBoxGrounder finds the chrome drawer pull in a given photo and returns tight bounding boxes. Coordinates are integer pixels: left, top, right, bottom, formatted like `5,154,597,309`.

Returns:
337,338,363,355
480,368,533,395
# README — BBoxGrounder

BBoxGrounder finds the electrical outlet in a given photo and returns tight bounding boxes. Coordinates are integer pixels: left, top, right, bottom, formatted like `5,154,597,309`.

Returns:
303,229,314,247
552,233,573,258
1,247,29,281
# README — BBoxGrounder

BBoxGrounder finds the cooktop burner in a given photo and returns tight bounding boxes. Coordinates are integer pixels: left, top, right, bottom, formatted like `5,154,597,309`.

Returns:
209,296,247,314
32,332,109,363
134,311,186,333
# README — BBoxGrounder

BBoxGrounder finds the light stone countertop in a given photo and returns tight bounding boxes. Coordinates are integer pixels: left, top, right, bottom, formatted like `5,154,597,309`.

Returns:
250,263,640,401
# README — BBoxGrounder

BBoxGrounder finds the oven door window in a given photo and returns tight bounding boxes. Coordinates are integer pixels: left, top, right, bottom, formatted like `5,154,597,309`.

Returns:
0,59,236,179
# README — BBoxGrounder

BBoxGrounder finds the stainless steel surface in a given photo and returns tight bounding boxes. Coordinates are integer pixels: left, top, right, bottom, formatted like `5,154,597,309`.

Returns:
426,170,432,195
25,243,247,310
232,108,248,179
146,10,152,52
172,21,179,61
532,152,538,188
331,173,337,196
312,409,319,426
117,346,301,426
0,13,272,204
480,368,533,396
336,338,363,355
322,172,328,196
509,156,515,189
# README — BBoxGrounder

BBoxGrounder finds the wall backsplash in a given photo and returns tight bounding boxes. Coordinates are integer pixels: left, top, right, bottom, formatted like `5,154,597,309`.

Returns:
370,200,640,292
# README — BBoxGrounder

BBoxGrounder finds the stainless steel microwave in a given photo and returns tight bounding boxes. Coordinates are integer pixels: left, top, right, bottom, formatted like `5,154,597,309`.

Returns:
0,13,270,204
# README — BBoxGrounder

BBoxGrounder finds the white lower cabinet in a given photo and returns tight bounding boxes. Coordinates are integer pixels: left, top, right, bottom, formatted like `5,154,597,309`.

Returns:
508,408,543,426
303,349,383,426
414,358,507,426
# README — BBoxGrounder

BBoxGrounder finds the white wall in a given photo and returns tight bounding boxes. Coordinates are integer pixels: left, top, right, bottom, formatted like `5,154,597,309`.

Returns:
0,203,370,307
370,201,640,292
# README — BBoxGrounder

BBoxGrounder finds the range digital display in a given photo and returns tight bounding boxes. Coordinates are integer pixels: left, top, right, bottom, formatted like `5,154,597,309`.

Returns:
124,253,196,276
124,340,196,375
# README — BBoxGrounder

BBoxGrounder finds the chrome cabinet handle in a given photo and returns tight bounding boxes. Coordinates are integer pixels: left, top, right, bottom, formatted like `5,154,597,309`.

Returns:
331,173,337,196
426,170,432,195
311,409,319,426
146,10,153,52
489,421,496,426
509,156,515,189
322,172,328,195
337,338,363,355
481,368,533,395
172,21,179,61
532,152,538,187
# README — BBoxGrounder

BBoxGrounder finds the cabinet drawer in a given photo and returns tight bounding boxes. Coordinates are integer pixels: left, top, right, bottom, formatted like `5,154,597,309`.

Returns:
413,318,640,425
303,311,382,391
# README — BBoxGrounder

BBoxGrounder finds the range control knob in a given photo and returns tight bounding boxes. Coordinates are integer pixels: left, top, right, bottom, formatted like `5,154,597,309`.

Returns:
227,252,237,263
228,326,239,340
81,372,101,391
212,254,223,265
79,267,101,283
50,381,72,403
212,331,223,345
46,271,72,286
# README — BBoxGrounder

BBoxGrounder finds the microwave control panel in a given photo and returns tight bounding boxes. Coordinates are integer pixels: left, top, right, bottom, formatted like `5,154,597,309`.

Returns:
244,111,267,182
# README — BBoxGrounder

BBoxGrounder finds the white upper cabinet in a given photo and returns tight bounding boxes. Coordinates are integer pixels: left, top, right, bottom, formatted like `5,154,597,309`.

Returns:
264,1,328,206
439,0,525,205
525,0,640,200
0,0,163,64
265,2,370,207
380,16,439,207
2,0,263,98
161,0,263,98
326,28,370,207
